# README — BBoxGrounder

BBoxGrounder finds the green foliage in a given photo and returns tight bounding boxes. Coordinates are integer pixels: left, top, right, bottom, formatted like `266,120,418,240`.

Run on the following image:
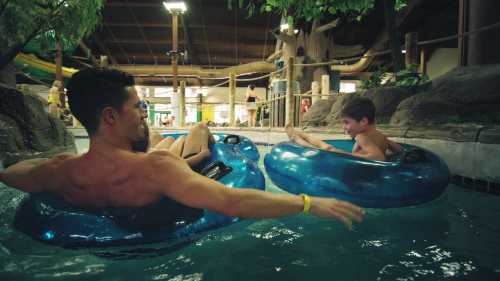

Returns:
362,64,429,89
361,65,389,89
230,0,407,25
394,64,429,87
0,0,104,57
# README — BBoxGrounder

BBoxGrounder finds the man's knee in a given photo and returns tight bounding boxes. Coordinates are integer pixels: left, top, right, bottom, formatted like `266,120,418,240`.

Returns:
192,122,208,132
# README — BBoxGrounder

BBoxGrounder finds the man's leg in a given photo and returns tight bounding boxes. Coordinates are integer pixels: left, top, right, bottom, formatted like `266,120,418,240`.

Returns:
181,123,214,166
154,136,176,151
168,136,186,157
285,123,333,150
149,131,166,148
182,123,214,157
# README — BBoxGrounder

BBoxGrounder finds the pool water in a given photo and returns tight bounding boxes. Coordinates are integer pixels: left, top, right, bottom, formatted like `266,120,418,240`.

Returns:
0,144,499,280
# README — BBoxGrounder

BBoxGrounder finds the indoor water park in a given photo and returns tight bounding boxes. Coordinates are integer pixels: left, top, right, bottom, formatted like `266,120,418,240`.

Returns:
1,0,500,280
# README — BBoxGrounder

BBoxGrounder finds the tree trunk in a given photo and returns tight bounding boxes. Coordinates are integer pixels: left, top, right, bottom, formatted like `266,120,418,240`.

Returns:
465,0,500,65
55,33,65,108
382,0,404,73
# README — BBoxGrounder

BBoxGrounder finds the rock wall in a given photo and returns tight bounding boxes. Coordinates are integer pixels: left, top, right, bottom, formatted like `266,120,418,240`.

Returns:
391,65,500,126
0,84,76,167
302,64,500,128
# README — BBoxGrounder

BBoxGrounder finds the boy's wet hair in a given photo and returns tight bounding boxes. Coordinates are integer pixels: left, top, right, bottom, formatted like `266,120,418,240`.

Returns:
340,97,376,124
66,67,135,135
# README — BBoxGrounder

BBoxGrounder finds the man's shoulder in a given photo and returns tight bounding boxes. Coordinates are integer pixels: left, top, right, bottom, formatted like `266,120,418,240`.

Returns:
131,150,182,173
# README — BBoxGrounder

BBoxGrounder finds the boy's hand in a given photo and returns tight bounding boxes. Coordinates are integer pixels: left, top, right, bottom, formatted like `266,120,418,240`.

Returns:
324,145,341,153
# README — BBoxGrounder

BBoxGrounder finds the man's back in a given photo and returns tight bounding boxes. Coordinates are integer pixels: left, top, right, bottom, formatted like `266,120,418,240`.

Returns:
49,150,174,208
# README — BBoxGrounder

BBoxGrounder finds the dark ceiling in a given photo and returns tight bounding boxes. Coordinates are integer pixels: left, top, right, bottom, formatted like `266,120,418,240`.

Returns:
77,0,458,74
84,0,280,67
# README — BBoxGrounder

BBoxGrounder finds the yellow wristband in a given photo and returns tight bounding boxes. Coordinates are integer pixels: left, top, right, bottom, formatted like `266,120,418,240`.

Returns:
300,194,311,214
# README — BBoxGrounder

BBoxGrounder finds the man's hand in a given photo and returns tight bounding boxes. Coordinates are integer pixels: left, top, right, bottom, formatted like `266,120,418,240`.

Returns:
309,196,365,230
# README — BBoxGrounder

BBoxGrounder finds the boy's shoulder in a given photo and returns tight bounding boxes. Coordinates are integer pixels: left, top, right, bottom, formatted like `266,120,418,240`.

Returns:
354,130,387,143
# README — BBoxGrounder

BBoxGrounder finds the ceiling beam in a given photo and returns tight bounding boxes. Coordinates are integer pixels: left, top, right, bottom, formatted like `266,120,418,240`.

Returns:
103,38,270,50
112,55,264,66
103,22,272,35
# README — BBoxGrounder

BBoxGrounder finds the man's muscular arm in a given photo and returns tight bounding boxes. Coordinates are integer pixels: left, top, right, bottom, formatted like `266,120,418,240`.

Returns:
0,156,69,193
143,150,364,229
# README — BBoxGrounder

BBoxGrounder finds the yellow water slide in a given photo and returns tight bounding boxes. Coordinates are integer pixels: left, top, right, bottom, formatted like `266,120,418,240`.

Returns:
14,53,78,79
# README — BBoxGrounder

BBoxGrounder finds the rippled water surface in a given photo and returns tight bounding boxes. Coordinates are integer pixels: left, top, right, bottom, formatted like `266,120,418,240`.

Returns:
0,144,499,280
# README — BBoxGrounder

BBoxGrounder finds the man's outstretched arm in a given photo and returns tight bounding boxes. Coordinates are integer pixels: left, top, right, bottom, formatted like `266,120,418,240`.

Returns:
0,158,52,193
146,151,364,229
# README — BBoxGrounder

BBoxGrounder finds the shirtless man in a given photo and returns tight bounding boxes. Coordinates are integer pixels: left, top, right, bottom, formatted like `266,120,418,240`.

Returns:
0,68,363,229
286,97,402,161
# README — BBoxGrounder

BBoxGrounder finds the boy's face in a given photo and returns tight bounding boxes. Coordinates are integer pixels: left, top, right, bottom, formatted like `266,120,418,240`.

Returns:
341,116,368,138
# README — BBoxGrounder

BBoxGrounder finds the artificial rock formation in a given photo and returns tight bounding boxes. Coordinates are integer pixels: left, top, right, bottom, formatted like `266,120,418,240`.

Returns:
301,99,336,127
0,84,76,167
302,64,500,128
391,64,500,126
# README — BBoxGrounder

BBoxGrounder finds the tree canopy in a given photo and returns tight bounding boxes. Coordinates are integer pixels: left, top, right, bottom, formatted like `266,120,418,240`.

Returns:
232,0,407,25
0,0,104,68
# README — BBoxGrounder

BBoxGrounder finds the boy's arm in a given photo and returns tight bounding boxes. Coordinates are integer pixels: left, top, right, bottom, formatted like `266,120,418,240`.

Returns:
144,151,364,229
387,139,404,154
0,158,59,193
351,135,386,161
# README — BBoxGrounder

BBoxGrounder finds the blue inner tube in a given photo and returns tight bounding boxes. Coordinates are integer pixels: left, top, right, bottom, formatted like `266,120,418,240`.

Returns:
264,140,450,208
14,135,265,248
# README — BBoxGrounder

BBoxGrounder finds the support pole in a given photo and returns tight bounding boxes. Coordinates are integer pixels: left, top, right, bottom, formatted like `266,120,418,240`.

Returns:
405,32,419,68
458,0,468,66
321,75,330,100
229,73,236,127
172,12,179,93
285,57,295,126
419,49,427,74
55,34,65,108
311,81,320,105
179,80,186,127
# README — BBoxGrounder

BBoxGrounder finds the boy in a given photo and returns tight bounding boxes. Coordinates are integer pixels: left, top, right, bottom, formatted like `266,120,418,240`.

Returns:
286,97,402,161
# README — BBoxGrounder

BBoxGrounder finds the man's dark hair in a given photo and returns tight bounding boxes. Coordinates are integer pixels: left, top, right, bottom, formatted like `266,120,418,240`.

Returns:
340,97,376,124
66,68,135,135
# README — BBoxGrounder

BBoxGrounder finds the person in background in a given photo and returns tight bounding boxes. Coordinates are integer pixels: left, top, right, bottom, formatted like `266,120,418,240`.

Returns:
246,84,259,127
48,80,62,118
300,98,311,114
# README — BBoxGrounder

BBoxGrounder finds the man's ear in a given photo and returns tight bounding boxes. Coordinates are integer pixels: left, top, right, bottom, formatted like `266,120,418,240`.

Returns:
360,117,369,126
101,107,118,125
